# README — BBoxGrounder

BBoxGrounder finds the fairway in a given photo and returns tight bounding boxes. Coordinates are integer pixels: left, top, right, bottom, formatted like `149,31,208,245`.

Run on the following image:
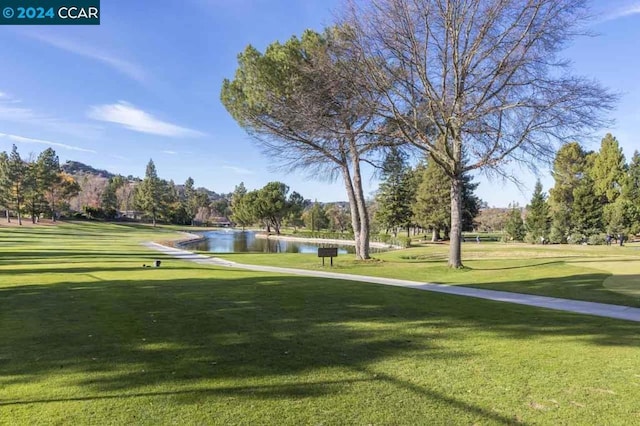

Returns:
1,223,639,425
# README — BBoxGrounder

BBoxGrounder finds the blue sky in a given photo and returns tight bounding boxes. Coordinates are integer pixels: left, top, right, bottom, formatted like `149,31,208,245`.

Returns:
0,0,639,206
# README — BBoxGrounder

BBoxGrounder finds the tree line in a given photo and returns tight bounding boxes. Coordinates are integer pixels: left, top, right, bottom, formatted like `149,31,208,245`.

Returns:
500,134,640,244
0,149,230,227
0,145,80,225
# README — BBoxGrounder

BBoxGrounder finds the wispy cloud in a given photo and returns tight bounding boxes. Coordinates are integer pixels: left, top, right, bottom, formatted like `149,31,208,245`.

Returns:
223,165,254,175
88,101,205,138
0,132,97,153
162,150,178,155
22,32,147,84
600,2,640,22
0,91,103,139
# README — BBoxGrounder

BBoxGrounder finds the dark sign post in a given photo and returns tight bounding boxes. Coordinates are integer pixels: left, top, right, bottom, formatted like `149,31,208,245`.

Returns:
318,247,338,267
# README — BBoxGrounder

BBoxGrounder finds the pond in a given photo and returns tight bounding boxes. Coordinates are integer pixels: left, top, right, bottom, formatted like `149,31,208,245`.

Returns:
180,229,387,254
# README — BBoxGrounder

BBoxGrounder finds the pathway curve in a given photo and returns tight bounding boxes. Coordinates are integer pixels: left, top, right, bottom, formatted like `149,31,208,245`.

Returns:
143,242,640,323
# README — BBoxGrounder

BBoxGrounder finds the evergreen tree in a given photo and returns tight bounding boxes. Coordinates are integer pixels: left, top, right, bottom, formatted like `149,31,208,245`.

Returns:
254,182,288,234
28,148,61,222
413,159,450,241
303,201,329,231
230,182,253,229
0,152,10,222
504,205,525,242
47,172,80,220
101,177,120,219
374,149,415,236
285,191,305,230
620,150,640,235
606,198,639,236
136,159,162,226
590,133,626,204
525,180,550,243
624,151,640,203
412,158,481,240
7,145,26,225
161,179,185,224
461,172,481,232
571,174,603,235
548,142,588,242
183,177,199,225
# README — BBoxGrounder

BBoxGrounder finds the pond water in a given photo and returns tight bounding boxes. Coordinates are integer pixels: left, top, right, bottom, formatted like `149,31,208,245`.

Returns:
180,229,386,254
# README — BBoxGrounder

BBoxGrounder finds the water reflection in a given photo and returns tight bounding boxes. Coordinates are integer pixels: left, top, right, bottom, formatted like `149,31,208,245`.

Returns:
181,230,385,254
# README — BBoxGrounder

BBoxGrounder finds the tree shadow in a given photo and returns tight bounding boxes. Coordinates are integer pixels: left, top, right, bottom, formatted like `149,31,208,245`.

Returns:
0,271,637,422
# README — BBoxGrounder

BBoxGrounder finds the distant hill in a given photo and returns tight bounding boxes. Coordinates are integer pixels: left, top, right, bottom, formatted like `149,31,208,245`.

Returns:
61,160,231,201
62,161,115,179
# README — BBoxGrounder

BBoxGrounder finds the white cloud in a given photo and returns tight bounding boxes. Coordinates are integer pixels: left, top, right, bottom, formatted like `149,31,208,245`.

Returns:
162,150,178,155
223,165,254,175
0,91,103,139
0,132,96,153
600,2,640,21
22,32,147,84
88,101,205,138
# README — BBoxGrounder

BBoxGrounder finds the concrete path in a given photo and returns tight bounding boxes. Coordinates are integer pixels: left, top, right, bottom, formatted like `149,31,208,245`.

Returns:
143,242,640,323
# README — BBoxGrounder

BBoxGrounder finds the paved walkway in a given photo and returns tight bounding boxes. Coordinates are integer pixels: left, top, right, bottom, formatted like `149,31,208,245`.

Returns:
143,242,640,323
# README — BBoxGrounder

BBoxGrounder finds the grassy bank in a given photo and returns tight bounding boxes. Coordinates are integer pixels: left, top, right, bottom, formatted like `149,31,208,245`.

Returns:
1,222,639,424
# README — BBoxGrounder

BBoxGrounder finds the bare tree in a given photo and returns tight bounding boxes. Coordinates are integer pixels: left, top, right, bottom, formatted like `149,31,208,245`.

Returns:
221,29,385,259
341,0,616,267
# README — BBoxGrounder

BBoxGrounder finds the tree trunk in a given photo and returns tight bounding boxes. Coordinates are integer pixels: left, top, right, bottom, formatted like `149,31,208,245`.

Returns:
341,166,364,260
51,193,56,222
350,155,370,260
449,175,463,268
6,209,10,223
431,228,440,242
16,194,22,225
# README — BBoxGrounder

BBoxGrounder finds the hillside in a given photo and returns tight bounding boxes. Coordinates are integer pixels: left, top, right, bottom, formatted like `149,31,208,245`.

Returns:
62,161,115,179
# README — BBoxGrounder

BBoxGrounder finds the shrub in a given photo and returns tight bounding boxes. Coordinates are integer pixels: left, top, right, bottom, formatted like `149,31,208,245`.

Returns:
548,227,566,244
378,234,392,244
397,236,412,248
524,233,538,244
568,232,585,245
588,234,606,245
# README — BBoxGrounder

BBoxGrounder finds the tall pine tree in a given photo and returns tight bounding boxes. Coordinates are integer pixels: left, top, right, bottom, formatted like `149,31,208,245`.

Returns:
7,145,26,225
0,152,10,222
525,180,550,243
136,159,162,226
590,134,626,204
504,205,525,242
374,149,415,236
548,142,588,242
413,159,450,241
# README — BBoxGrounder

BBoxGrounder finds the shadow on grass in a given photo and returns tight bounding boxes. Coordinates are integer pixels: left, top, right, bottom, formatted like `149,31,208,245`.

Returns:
0,271,638,423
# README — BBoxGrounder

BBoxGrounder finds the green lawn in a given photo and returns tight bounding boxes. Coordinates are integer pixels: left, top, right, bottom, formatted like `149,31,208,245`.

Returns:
1,222,639,425
212,242,640,307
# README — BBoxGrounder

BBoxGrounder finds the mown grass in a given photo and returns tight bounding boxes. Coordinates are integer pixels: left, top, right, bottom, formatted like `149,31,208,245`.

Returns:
211,242,640,307
1,222,639,425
